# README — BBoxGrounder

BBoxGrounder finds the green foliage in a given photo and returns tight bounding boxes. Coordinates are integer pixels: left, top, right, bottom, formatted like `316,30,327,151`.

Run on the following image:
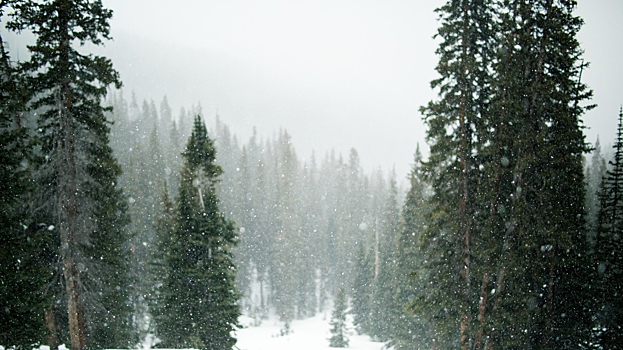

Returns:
106,90,172,343
269,129,301,322
593,109,623,349
81,131,134,348
417,0,593,348
329,288,349,348
104,87,397,337
418,0,496,347
368,243,393,342
389,146,434,350
153,115,240,350
485,2,593,347
3,0,135,348
0,25,49,350
368,176,400,342
351,243,372,334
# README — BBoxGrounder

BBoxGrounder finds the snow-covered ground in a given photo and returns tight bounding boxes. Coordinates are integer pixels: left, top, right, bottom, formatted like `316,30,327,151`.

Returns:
236,312,386,350
30,311,385,350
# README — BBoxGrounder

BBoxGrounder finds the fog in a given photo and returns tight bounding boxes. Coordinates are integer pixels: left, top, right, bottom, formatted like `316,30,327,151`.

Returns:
576,0,623,150
4,1,619,174
88,0,621,177
94,0,439,178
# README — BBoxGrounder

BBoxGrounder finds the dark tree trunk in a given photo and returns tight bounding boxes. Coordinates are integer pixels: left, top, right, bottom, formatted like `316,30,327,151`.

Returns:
44,307,59,350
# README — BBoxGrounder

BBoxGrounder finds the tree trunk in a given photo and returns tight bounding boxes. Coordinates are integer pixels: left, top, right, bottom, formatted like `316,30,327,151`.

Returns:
44,306,59,350
546,247,556,347
475,272,490,350
485,267,508,350
58,76,87,350
64,259,86,350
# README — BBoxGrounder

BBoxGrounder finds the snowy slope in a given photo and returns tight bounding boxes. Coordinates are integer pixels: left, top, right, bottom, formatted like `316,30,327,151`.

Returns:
236,312,386,350
31,312,385,350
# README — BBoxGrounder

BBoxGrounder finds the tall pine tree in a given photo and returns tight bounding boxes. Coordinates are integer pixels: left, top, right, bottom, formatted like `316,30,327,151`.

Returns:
419,0,593,348
0,19,50,350
351,242,372,335
329,288,349,348
419,0,495,347
369,174,400,342
483,1,593,347
593,108,623,349
153,115,240,350
391,145,433,350
5,1,134,349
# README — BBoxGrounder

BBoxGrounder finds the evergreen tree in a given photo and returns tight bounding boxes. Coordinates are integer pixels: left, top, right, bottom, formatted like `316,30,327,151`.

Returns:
419,0,593,348
343,149,367,289
271,129,300,324
246,134,272,317
5,1,134,349
124,122,166,342
390,145,433,350
418,0,495,347
168,119,182,195
369,174,400,342
108,89,131,168
297,157,322,318
329,288,349,348
593,109,623,349
101,90,394,339
149,181,176,346
153,115,240,350
586,137,607,241
232,146,254,308
484,1,593,347
368,241,393,342
159,95,172,141
351,243,372,334
0,22,50,350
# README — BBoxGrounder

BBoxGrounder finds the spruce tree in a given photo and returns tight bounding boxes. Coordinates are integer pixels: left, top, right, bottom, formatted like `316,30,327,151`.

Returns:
593,109,623,349
351,243,372,335
418,0,495,347
329,288,349,348
368,241,393,342
390,145,433,350
586,137,607,242
296,158,321,318
0,23,50,350
271,129,300,324
419,0,593,348
129,122,165,337
368,174,399,342
5,1,134,349
148,180,176,346
154,115,240,350
484,1,593,347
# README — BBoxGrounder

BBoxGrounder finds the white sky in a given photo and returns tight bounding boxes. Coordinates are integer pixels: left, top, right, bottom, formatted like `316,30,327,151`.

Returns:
5,1,622,177
98,0,442,178
576,0,623,156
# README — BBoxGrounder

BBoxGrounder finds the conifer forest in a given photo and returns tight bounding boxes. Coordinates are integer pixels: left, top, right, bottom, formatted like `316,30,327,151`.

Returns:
1,1,623,350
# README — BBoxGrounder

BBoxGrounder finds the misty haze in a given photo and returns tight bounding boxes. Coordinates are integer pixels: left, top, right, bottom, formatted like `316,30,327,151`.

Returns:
2,1,623,350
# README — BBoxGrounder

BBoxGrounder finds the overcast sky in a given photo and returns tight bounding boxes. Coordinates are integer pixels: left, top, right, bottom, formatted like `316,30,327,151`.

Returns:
98,0,442,178
5,1,622,177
